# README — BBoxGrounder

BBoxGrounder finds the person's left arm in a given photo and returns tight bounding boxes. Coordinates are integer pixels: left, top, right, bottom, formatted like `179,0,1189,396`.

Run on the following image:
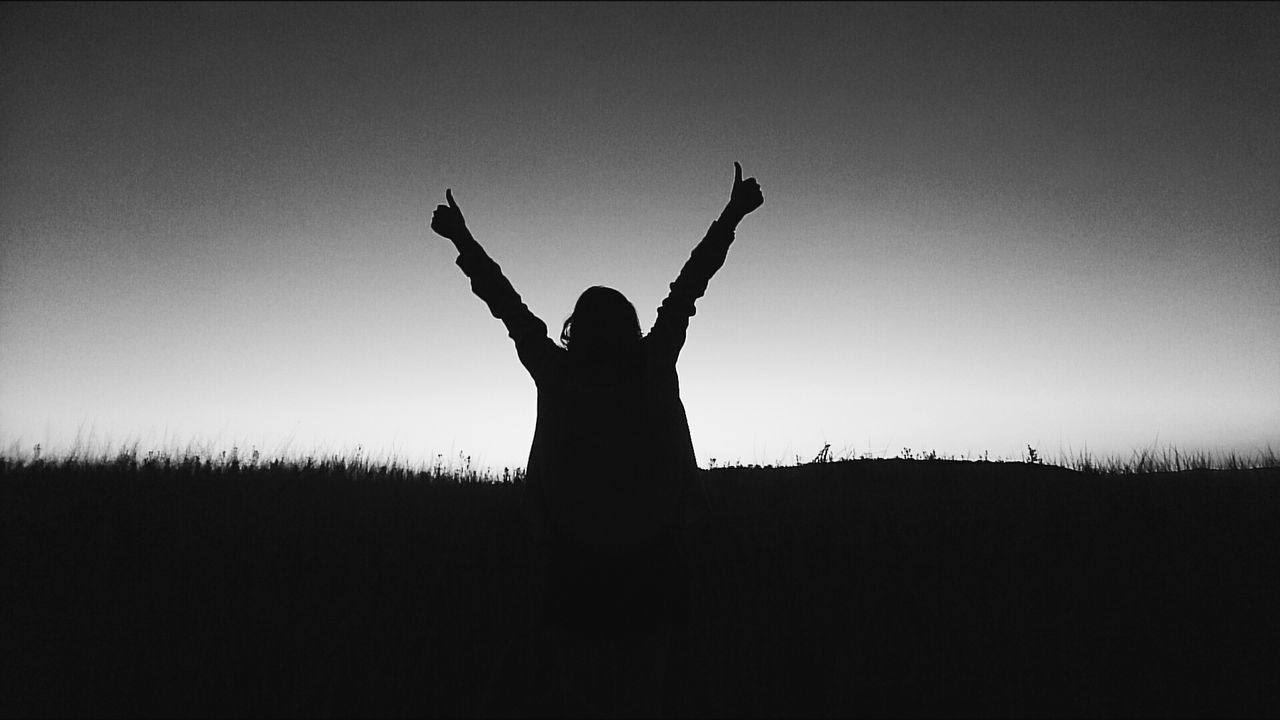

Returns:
431,190,559,381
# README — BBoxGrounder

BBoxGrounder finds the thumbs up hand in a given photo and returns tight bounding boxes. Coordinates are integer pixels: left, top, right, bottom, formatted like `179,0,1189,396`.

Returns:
724,162,764,223
430,189,472,243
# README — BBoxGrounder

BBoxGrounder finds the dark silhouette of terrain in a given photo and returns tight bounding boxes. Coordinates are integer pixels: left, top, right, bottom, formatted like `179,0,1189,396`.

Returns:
2,457,1277,717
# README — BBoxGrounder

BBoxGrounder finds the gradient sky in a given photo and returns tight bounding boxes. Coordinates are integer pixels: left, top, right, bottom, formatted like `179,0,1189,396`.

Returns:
2,2,1277,469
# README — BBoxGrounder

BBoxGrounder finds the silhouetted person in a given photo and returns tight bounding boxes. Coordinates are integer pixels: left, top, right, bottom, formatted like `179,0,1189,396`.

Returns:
432,163,763,717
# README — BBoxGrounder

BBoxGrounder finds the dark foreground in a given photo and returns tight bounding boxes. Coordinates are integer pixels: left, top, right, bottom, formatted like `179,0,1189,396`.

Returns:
3,459,1278,717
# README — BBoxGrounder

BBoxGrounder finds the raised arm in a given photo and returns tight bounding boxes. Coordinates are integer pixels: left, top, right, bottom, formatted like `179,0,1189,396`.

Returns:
648,163,764,363
431,190,559,381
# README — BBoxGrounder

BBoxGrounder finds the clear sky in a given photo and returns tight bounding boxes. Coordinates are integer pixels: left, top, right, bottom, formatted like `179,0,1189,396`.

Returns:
2,2,1277,469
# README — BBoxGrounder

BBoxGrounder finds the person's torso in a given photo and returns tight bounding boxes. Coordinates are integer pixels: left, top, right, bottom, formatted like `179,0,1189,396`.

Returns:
530,341,694,546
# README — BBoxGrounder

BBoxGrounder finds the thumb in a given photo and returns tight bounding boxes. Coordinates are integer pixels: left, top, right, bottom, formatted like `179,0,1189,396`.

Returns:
733,162,742,184
446,188,458,210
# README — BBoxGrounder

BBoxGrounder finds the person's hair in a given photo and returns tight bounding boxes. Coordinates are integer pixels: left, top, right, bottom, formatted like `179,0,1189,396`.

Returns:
560,286,642,360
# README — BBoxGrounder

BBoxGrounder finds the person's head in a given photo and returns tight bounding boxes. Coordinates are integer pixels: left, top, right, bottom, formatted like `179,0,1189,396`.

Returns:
560,286,641,360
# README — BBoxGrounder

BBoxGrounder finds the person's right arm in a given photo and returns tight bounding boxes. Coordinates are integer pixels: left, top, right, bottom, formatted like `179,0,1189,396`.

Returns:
648,163,764,364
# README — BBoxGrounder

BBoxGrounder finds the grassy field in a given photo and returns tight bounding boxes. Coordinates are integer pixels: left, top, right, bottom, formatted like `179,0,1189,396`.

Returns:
2,451,1278,717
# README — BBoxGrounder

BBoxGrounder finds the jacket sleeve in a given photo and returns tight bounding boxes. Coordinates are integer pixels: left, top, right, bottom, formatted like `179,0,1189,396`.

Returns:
647,219,736,365
454,238,560,382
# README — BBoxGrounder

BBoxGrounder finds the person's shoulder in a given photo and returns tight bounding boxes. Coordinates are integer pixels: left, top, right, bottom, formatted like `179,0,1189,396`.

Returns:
528,345,570,382
639,334,662,360
639,336,680,374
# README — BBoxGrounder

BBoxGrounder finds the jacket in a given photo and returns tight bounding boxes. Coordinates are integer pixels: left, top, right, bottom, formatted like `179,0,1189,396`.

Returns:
454,219,735,547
